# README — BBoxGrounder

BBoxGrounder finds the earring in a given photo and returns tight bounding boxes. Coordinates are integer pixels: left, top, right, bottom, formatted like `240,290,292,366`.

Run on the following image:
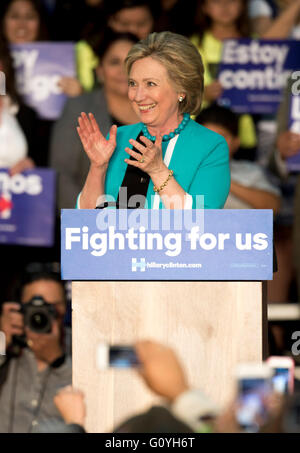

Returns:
179,96,184,102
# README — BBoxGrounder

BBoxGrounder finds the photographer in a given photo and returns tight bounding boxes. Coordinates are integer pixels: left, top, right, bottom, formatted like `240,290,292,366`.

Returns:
0,265,71,433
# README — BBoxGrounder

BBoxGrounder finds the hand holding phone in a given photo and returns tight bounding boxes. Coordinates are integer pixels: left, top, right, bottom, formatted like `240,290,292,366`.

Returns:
97,341,190,403
235,363,273,432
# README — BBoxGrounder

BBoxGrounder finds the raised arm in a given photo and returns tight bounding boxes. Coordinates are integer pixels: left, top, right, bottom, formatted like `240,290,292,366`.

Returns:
261,0,300,39
77,113,117,209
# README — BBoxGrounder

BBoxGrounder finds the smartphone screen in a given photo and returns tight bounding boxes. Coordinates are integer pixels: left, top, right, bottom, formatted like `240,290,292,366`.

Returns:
272,368,290,394
109,346,140,368
236,378,271,432
267,357,294,395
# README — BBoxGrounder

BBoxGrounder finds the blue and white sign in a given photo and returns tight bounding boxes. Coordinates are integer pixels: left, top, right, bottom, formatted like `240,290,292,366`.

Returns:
218,39,300,114
0,169,56,246
287,94,300,172
61,209,273,281
11,42,76,120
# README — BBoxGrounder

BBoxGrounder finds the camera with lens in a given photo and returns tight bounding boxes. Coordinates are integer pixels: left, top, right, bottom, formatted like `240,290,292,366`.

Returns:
20,296,57,334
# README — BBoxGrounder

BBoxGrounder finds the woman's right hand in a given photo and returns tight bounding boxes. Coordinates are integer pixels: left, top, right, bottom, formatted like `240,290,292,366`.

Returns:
77,112,117,170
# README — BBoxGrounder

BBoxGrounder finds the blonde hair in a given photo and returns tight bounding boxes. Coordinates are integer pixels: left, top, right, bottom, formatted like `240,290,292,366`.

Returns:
125,31,204,115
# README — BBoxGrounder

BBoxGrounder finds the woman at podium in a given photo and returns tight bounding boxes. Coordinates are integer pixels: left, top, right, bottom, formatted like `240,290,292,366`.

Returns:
76,32,230,210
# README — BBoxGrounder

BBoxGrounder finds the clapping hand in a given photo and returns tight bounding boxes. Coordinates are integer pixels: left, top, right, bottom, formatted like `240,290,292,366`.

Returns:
125,134,166,177
77,112,117,170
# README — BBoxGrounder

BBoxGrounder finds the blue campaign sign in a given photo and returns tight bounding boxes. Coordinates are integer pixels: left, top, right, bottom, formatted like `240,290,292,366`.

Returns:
0,169,56,246
287,94,300,172
11,42,76,120
218,39,300,114
61,209,273,281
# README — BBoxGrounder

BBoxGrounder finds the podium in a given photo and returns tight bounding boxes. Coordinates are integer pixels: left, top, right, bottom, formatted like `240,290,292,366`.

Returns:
62,209,272,433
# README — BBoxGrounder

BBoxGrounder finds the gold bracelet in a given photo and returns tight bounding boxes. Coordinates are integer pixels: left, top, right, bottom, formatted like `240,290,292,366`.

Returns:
153,170,174,193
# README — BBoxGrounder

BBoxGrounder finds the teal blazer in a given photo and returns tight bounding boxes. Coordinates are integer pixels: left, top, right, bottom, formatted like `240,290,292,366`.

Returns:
103,119,230,209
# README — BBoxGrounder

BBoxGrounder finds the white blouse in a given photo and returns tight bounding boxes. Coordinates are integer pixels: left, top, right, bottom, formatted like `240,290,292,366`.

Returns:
0,98,28,168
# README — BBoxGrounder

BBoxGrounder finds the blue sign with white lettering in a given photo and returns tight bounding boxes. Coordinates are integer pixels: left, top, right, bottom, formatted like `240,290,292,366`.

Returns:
218,39,300,114
61,209,273,281
11,42,76,120
0,169,56,246
287,94,300,172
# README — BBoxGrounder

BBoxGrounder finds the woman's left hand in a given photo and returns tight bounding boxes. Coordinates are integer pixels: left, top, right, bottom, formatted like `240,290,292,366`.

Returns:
125,135,167,177
58,77,83,97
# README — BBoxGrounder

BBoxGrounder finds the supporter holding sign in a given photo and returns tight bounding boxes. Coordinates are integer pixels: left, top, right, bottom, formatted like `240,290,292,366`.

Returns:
0,36,56,246
190,0,300,151
191,0,257,153
191,0,251,107
1,0,78,120
0,0,83,166
1,0,82,101
0,23,58,302
217,38,300,114
11,42,77,121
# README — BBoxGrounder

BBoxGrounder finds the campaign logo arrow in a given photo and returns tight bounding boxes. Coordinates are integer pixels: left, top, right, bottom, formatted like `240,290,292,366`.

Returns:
0,193,13,219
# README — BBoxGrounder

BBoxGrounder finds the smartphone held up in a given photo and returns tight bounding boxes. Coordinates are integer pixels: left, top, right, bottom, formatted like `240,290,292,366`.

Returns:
267,356,294,395
235,358,295,432
97,344,140,370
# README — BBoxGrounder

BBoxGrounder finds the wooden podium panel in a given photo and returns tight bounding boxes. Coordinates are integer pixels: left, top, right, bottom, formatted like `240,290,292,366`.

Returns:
72,281,266,433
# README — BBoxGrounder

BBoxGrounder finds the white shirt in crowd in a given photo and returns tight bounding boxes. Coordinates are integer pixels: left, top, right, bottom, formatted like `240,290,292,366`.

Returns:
0,97,28,168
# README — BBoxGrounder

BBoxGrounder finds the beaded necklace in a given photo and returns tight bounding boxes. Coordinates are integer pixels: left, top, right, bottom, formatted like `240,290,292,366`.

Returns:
142,113,190,142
